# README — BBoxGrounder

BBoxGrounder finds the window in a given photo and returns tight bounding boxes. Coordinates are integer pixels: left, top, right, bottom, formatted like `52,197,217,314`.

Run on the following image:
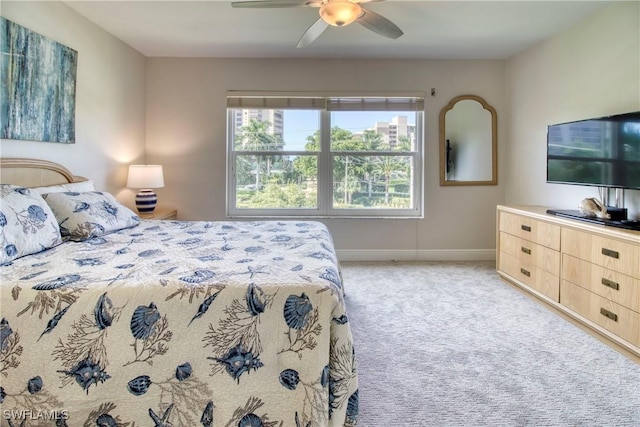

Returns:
227,93,424,218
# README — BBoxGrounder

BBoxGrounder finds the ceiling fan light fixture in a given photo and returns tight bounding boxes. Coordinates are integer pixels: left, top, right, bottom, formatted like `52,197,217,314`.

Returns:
319,1,363,27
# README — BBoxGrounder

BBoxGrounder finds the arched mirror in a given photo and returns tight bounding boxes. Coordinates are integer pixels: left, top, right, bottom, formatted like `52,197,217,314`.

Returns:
439,95,497,186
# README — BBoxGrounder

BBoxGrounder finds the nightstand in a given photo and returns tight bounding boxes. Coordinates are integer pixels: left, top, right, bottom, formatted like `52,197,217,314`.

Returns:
138,208,177,220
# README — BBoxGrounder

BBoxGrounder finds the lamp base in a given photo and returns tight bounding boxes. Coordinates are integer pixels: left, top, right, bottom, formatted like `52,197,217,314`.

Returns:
135,189,158,214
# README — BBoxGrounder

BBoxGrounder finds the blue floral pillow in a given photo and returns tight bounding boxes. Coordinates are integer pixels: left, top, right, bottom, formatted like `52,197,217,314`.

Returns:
43,191,140,241
0,184,63,265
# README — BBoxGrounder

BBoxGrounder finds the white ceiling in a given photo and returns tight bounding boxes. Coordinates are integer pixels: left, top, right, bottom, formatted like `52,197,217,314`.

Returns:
64,0,610,59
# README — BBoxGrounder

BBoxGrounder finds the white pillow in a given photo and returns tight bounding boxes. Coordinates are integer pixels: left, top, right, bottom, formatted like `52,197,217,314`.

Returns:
32,180,96,195
0,184,63,265
43,191,140,241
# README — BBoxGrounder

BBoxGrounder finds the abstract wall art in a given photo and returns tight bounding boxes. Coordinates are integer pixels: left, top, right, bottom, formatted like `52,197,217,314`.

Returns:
1,17,77,143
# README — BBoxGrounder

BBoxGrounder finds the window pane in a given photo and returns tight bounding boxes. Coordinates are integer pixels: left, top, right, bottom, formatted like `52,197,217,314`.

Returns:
332,155,414,209
227,95,423,218
235,154,318,209
330,111,417,151
231,109,319,152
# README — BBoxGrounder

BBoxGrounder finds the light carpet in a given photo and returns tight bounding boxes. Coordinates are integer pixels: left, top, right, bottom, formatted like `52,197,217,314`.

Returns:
340,261,640,426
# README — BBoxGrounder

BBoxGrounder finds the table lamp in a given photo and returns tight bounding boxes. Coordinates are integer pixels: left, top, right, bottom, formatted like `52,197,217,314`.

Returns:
127,165,165,214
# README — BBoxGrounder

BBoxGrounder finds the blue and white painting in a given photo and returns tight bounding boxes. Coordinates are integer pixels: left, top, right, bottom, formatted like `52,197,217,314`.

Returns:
0,18,77,143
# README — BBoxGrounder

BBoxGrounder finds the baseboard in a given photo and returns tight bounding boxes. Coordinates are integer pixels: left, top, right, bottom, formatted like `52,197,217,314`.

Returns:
336,249,496,262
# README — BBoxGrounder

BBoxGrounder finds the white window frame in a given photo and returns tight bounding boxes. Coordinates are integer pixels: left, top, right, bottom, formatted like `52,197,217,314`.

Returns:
226,92,424,219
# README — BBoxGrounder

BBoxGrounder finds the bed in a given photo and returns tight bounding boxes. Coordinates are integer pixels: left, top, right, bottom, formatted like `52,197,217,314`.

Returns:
0,158,358,427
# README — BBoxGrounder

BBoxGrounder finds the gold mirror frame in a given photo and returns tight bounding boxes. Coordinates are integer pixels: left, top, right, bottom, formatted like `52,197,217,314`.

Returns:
439,94,497,186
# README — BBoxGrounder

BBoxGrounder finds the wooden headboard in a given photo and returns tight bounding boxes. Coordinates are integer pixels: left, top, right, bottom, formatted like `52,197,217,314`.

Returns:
0,158,87,187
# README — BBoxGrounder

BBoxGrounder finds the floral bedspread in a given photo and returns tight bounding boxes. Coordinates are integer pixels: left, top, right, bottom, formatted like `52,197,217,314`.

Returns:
0,220,358,426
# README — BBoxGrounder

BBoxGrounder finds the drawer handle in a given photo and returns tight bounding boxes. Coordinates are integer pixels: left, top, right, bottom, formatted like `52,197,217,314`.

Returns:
601,278,619,291
600,308,618,322
521,246,531,255
601,248,619,259
521,225,531,232
520,268,531,277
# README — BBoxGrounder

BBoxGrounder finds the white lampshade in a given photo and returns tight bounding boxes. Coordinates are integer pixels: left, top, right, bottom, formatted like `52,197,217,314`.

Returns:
127,165,165,214
319,1,362,27
127,165,165,189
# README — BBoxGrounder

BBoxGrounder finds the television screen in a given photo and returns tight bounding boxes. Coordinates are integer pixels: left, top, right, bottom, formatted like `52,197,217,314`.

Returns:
547,112,640,190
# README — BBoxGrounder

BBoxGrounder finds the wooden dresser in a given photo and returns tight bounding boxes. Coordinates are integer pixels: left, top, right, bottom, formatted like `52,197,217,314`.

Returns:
497,205,640,361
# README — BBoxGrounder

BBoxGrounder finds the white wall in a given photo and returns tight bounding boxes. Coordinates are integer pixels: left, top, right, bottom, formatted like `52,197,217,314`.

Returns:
505,2,640,219
0,1,147,199
7,2,633,260
146,58,506,260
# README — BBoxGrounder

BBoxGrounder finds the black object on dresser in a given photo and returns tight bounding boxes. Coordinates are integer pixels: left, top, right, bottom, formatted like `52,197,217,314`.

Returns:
546,209,640,231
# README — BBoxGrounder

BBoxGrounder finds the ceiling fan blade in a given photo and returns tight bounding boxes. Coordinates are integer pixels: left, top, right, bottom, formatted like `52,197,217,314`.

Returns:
231,0,314,8
357,8,404,39
297,18,329,48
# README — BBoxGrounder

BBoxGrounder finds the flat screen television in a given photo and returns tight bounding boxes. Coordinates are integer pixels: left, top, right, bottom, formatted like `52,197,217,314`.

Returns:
546,111,640,190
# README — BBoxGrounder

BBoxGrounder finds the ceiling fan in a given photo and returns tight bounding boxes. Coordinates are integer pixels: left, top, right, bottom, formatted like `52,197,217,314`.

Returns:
231,0,404,48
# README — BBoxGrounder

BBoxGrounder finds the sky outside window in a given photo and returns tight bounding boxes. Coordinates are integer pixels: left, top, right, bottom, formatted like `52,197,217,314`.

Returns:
282,110,416,150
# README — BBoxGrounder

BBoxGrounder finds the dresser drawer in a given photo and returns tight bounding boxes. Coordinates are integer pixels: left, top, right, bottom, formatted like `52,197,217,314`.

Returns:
562,228,639,278
499,251,560,301
561,280,640,347
563,255,640,313
499,232,560,276
499,211,560,250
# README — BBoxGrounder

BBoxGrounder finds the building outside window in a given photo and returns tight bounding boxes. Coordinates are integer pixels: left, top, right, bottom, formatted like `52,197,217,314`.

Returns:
227,93,424,218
